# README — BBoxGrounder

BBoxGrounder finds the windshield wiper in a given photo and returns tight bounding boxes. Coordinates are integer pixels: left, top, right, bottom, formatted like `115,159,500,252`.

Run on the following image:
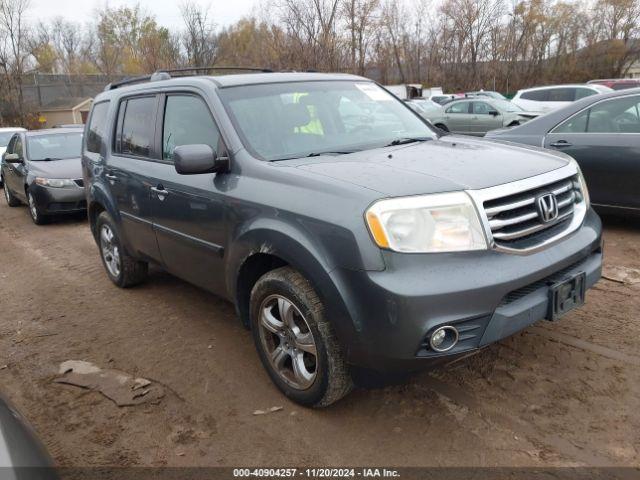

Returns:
306,151,352,157
36,157,63,161
385,137,432,147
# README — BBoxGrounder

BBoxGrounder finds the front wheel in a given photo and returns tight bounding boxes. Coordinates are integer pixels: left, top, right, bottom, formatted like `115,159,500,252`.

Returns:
96,211,148,288
4,182,20,207
250,267,352,407
28,190,48,225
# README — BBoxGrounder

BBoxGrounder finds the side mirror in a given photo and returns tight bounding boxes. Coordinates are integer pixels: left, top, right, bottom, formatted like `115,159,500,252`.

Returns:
489,110,499,116
4,153,22,163
173,144,229,175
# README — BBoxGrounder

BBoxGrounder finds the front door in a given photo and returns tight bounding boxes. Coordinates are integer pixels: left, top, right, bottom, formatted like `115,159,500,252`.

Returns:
150,93,228,295
544,94,640,210
444,101,472,133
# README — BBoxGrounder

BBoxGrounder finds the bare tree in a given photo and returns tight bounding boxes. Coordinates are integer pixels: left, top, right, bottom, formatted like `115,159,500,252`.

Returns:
180,1,217,67
0,0,32,121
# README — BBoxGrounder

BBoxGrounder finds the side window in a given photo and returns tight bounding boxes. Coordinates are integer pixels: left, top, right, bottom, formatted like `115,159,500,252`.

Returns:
520,90,548,101
162,95,222,161
86,101,110,154
548,88,575,102
116,96,156,158
575,88,597,100
554,109,589,133
588,96,640,133
446,102,470,114
472,102,492,114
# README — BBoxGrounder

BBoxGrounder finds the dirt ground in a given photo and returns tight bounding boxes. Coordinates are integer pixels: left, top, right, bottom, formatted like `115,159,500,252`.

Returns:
0,197,639,469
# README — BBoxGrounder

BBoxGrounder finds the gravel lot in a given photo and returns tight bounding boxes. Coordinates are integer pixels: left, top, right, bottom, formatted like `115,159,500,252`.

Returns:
0,197,638,468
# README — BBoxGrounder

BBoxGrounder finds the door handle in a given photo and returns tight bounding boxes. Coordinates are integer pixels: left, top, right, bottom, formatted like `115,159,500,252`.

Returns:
150,185,169,200
105,173,117,180
549,141,572,148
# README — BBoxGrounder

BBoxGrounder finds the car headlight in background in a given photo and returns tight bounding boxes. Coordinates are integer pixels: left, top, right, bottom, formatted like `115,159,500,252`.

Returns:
365,192,488,253
35,178,76,188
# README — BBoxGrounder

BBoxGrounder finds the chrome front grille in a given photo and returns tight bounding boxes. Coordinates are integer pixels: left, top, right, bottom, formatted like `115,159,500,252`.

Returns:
482,175,583,251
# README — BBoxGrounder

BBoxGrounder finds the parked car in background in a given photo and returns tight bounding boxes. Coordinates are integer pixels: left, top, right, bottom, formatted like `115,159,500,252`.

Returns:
511,84,612,113
486,88,640,215
0,393,56,477
429,97,539,135
465,90,508,101
405,98,443,120
2,128,85,224
52,124,84,129
82,71,601,407
0,127,26,188
430,94,457,105
588,78,640,90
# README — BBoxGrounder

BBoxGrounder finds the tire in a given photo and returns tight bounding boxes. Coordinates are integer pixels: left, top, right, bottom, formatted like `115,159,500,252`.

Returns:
27,190,48,225
4,182,20,207
95,211,148,288
0,174,3,188
250,267,352,407
434,123,449,133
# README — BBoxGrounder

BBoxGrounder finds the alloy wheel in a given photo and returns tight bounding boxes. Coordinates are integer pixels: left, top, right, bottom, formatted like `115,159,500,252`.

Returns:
28,193,38,221
258,294,318,390
100,224,121,278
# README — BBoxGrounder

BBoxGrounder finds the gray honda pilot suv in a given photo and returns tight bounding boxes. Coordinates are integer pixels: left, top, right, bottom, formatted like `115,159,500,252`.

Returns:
82,71,602,407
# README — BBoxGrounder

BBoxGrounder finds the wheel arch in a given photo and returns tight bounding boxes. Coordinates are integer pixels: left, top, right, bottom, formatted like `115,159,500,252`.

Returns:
227,225,358,353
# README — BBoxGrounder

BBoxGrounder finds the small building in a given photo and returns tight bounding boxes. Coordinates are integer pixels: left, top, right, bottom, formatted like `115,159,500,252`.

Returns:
39,97,92,128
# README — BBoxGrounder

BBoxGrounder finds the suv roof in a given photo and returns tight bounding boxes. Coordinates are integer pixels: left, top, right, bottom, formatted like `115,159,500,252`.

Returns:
518,84,604,92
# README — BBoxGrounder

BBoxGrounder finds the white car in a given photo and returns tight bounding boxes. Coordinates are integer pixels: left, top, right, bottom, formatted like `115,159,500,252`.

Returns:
0,127,26,188
511,84,613,113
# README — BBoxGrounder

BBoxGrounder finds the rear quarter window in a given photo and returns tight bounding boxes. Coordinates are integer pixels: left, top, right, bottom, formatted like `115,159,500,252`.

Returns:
86,101,110,153
520,90,548,101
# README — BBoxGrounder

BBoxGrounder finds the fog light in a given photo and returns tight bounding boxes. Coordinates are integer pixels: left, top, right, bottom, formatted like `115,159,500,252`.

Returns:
429,326,459,352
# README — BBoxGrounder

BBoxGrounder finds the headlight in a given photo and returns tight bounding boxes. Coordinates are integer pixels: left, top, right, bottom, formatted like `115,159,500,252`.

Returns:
570,159,590,208
365,192,488,253
35,178,76,188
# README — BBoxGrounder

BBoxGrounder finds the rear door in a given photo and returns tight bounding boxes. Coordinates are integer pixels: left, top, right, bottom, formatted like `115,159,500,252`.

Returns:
149,92,228,295
470,101,502,135
544,94,640,210
106,95,162,262
444,101,472,133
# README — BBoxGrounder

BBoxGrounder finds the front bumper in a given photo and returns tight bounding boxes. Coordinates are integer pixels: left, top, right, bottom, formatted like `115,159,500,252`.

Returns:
331,209,603,372
29,183,86,214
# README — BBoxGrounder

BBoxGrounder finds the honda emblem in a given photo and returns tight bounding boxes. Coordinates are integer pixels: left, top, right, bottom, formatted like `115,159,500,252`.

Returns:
536,193,559,223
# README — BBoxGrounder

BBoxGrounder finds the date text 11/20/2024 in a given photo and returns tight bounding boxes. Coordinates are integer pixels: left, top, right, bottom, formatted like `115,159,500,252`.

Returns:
233,468,401,478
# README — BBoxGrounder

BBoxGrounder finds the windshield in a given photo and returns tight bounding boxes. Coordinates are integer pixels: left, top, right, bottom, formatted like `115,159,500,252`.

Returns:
492,99,523,112
27,132,83,161
0,132,18,147
218,81,436,161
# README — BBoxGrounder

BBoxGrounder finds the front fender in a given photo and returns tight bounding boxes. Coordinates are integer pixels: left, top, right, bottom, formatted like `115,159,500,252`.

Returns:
225,220,361,359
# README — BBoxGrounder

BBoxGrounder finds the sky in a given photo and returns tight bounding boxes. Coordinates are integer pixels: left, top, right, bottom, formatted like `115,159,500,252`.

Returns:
28,0,258,30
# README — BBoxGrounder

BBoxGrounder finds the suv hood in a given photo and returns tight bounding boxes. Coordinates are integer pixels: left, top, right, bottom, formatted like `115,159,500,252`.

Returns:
28,157,82,179
289,136,569,197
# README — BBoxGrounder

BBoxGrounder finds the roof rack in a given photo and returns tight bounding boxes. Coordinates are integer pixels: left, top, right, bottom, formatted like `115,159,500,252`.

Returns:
104,66,273,91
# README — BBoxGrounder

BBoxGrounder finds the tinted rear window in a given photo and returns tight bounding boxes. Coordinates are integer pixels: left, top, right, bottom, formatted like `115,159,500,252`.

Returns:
116,96,156,158
520,90,548,101
86,102,109,153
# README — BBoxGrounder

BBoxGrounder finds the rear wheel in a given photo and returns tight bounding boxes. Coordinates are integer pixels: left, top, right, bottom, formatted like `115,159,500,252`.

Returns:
27,190,48,225
4,182,20,207
96,211,148,288
250,267,352,407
